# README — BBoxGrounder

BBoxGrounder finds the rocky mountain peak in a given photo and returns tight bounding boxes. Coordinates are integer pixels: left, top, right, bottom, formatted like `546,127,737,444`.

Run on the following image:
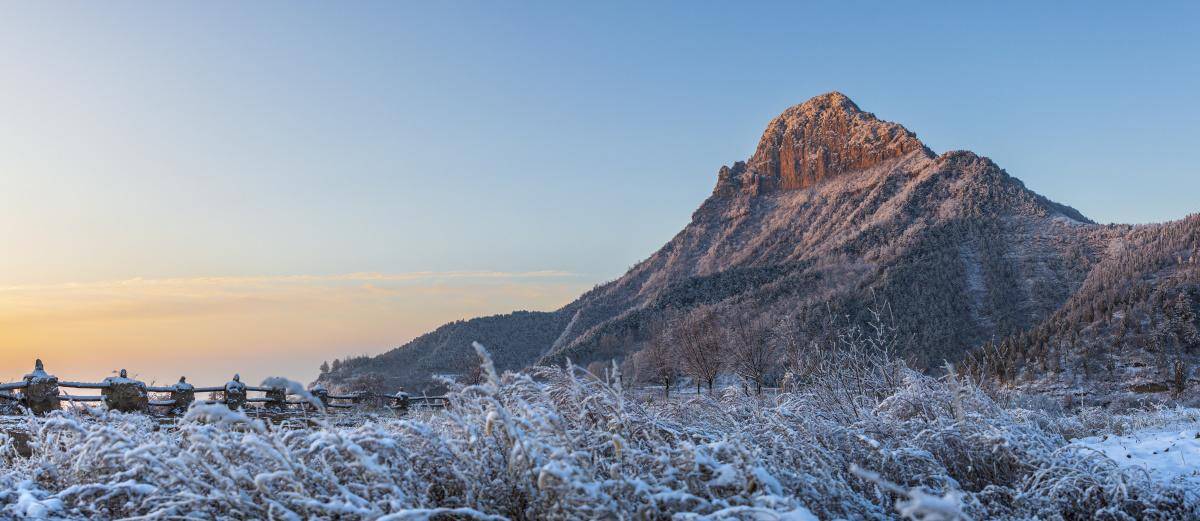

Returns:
328,93,1178,398
739,92,929,192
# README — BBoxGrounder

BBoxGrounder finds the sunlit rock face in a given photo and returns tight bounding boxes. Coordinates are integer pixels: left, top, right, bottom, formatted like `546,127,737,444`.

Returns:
744,91,928,192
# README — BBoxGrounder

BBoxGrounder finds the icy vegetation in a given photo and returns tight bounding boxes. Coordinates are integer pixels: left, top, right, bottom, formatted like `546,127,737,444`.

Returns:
2,347,1198,519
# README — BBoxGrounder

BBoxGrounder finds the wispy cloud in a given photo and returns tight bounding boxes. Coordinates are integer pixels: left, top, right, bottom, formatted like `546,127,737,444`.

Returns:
0,270,583,320
0,270,579,293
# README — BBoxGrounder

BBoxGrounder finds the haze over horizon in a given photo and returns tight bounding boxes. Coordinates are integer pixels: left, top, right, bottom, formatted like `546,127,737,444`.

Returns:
2,1,1198,386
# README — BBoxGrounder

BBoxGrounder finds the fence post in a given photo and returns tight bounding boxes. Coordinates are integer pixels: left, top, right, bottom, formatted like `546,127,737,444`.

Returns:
390,390,410,415
2,361,439,419
311,385,330,411
171,377,195,414
102,369,149,413
265,386,287,411
225,374,247,410
19,360,60,415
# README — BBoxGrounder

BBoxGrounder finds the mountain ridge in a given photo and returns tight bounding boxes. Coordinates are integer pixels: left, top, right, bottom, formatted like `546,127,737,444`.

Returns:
321,93,1198,400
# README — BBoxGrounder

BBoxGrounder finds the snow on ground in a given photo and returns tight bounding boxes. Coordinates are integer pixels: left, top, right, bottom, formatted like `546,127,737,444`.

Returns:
1073,420,1200,491
3,355,1199,519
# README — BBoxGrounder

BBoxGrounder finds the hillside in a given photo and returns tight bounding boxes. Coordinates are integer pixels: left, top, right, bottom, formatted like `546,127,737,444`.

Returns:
965,214,1200,404
321,92,1198,397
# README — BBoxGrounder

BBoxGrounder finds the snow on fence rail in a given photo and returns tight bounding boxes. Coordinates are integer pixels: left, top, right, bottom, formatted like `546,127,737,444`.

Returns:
0,359,447,416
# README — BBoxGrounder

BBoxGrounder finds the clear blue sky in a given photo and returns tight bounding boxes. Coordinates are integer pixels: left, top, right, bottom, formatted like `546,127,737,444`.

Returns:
4,1,1199,283
1,2,1197,383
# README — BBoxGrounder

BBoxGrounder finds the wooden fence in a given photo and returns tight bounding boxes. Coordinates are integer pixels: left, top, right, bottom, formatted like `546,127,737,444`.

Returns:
0,360,447,416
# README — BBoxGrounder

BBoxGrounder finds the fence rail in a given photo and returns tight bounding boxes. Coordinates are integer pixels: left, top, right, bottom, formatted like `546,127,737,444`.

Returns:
59,381,108,390
191,386,226,393
2,359,445,417
61,395,105,402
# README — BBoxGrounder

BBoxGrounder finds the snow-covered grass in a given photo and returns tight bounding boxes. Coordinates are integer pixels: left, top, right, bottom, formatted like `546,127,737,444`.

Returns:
0,348,1196,519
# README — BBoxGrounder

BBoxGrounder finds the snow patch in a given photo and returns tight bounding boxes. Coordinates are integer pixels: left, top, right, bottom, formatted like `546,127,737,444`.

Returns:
1074,423,1200,488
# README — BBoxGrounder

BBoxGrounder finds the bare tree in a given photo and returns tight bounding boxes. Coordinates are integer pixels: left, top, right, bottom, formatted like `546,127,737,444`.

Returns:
673,305,724,394
725,309,776,395
460,364,484,386
585,360,610,382
632,336,678,399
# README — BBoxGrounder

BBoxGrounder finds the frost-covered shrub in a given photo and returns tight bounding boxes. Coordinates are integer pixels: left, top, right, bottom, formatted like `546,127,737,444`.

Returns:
0,346,1196,520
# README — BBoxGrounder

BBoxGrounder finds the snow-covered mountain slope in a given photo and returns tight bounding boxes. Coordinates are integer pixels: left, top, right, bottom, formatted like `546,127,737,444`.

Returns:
322,93,1198,394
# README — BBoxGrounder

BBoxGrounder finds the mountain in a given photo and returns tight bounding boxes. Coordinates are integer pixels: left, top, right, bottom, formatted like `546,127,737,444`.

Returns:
322,92,1199,400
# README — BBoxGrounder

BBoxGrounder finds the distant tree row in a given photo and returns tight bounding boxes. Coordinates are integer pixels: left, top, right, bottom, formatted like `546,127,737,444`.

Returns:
617,301,907,403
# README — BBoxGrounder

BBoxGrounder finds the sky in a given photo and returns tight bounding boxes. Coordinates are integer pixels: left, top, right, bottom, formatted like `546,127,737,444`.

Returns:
1,2,1197,386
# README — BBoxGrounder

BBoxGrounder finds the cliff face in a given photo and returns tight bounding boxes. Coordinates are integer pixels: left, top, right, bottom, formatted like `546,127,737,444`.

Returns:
321,93,1198,398
740,92,929,193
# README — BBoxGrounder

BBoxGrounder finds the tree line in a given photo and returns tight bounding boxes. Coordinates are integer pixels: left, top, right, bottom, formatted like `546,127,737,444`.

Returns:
615,302,906,401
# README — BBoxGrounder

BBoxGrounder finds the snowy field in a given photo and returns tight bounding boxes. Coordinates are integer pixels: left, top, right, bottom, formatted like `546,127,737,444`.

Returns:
1,351,1198,520
1072,417,1200,496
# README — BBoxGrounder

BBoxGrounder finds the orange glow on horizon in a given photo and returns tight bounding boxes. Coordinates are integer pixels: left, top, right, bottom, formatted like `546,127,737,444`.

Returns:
0,272,589,387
